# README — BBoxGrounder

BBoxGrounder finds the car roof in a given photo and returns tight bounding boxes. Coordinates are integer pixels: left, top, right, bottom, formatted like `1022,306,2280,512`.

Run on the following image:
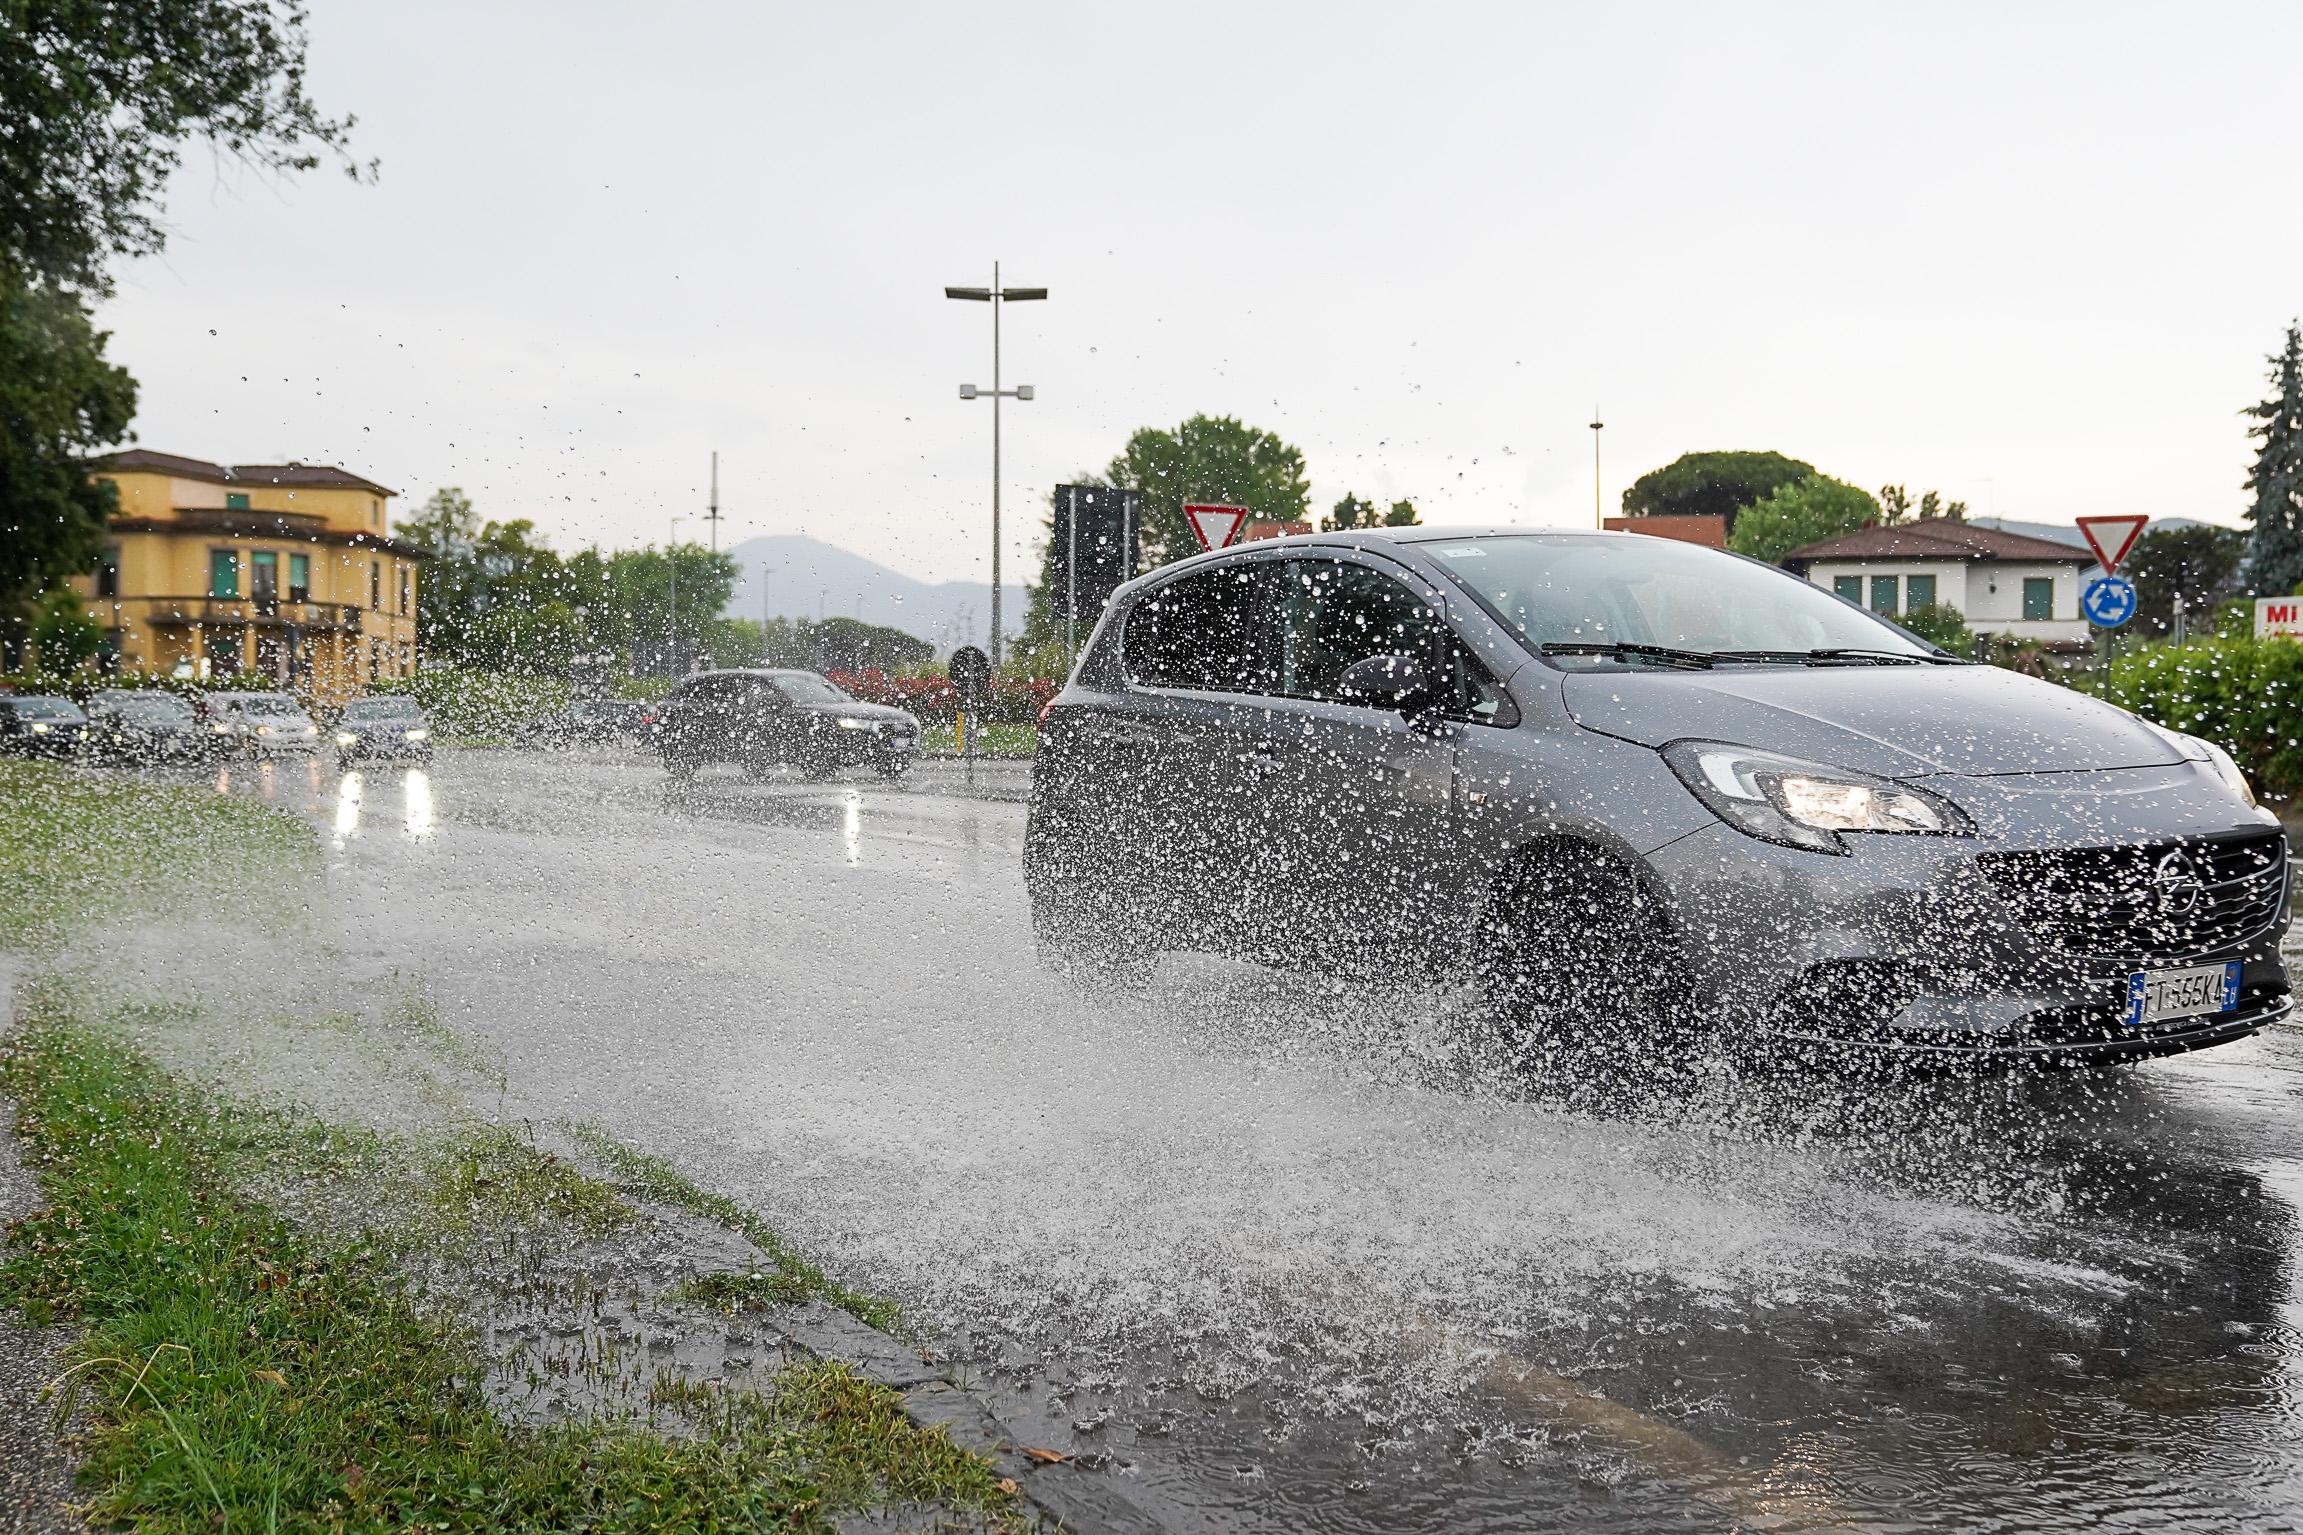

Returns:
682,668,823,682
1119,525,1649,590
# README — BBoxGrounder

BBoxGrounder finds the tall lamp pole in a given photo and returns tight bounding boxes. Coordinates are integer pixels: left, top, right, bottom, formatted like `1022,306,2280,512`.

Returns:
1590,408,1604,529
945,262,1045,666
668,515,686,676
704,451,724,551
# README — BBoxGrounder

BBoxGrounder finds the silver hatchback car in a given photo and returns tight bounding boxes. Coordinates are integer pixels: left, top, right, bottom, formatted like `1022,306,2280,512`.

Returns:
1026,528,2291,1068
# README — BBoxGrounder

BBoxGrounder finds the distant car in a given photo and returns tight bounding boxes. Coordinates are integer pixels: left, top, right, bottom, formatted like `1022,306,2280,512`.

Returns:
515,697,655,749
333,695,434,765
84,689,227,764
0,695,91,759
206,691,323,755
653,668,919,781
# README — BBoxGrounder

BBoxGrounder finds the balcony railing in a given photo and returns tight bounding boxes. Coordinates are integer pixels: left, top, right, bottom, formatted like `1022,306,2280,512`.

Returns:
103,595,367,633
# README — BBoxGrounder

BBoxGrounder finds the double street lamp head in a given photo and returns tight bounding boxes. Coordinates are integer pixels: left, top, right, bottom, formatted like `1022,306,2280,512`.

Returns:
957,383,1034,400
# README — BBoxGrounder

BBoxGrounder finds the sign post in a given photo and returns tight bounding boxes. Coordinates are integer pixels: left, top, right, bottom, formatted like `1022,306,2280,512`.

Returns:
2075,514,2147,667
949,644,992,787
1183,503,1250,553
2075,515,2148,579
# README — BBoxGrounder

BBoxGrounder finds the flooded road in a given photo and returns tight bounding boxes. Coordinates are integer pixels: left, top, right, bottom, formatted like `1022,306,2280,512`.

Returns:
176,748,2303,1531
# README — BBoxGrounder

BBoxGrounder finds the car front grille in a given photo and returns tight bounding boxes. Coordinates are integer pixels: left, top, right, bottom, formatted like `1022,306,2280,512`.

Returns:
1977,830,2288,963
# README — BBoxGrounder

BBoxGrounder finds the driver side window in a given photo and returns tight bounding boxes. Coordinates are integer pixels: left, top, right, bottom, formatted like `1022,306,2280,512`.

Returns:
1274,559,1444,702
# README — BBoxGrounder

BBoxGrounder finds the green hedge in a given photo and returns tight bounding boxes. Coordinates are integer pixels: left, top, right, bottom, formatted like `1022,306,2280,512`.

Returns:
2107,635,2303,803
374,666,570,740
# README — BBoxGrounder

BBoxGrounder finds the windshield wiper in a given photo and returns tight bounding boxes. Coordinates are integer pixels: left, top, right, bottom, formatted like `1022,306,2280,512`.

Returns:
1696,647,1948,666
1538,641,1716,670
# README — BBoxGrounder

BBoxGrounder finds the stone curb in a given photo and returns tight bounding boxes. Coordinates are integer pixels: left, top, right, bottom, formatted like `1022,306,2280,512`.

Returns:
776,1299,1169,1535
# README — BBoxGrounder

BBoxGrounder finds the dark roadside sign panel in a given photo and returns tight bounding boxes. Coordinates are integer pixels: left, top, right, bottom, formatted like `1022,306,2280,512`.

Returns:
1051,485,1139,637
949,645,992,707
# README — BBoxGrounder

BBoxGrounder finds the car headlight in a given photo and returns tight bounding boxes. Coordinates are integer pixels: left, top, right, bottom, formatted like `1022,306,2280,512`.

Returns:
211,721,234,735
256,725,274,736
2147,724,2256,806
404,728,429,742
336,731,358,746
837,717,871,730
1662,741,1971,855
28,722,48,734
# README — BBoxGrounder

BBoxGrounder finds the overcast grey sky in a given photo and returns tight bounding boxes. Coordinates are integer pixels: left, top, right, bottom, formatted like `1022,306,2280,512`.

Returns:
102,0,2303,588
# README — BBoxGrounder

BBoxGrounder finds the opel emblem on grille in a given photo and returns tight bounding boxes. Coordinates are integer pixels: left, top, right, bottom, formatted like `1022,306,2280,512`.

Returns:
2152,850,2205,918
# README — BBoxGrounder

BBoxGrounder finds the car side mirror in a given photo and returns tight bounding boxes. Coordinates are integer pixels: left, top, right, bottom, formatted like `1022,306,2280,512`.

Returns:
1335,653,1442,713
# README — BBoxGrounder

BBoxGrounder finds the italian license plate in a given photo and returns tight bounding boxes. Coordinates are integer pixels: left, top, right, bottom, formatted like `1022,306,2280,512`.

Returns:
2123,961,2241,1028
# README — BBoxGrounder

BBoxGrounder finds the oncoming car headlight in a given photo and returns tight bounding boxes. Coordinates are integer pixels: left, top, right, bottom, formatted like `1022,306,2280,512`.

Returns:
1661,741,1972,855
836,716,872,730
335,731,358,746
404,728,429,742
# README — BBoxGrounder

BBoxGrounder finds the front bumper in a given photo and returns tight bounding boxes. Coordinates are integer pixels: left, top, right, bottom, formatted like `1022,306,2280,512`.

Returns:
1643,763,2293,1065
339,733,432,759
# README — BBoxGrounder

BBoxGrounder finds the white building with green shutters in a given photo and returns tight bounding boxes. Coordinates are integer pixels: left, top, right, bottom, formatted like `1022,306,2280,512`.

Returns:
1782,520,2096,645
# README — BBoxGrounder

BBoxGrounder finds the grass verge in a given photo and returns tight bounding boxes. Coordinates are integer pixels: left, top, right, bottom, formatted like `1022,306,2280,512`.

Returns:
919,722,1037,759
565,1119,906,1336
0,760,315,945
0,1017,1022,1533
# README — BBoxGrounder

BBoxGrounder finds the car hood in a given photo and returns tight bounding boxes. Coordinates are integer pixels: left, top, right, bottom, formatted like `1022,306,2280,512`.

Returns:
1560,663,2183,778
344,718,426,731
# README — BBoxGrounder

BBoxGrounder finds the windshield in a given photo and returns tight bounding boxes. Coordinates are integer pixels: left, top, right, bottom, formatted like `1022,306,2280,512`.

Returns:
1423,535,1935,665
6,698,84,721
97,694,194,722
343,698,419,720
770,674,853,705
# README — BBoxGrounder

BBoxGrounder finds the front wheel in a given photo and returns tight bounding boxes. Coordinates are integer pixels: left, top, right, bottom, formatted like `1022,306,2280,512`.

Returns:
1475,842,1696,1090
875,752,912,780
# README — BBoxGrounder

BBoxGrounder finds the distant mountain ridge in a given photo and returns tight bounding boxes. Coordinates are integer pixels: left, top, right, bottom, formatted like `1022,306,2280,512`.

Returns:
1968,515,2212,547
718,534,1030,655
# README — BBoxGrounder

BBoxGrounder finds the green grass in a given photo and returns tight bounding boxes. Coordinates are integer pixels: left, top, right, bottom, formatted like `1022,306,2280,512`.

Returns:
0,1017,1022,1534
0,760,315,946
919,722,1036,759
565,1121,906,1336
424,1123,637,1239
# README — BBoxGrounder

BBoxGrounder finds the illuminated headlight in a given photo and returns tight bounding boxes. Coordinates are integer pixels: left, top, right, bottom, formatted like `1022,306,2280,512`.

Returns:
301,726,316,736
211,722,234,735
404,728,429,742
837,717,872,730
336,731,358,746
255,725,275,736
1662,741,1970,855
28,722,48,734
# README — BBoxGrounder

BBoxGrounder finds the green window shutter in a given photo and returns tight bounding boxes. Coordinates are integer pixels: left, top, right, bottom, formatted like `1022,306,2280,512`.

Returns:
225,492,250,510
2022,577,2053,621
1869,575,1900,615
209,550,239,597
1905,574,1937,609
289,553,310,597
1833,575,1862,603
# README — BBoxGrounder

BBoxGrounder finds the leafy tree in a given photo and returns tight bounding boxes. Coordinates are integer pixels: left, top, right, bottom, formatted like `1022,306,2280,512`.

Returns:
1106,414,1310,567
2246,324,2303,596
30,585,105,672
1326,493,1376,531
1383,498,1420,527
0,1,364,627
1726,475,1882,565
0,0,369,296
605,542,738,678
0,282,136,631
2128,523,2247,637
1878,486,1969,525
799,616,934,673
1620,451,1814,532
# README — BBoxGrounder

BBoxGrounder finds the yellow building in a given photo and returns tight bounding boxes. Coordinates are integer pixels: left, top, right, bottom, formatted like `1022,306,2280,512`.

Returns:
77,450,425,706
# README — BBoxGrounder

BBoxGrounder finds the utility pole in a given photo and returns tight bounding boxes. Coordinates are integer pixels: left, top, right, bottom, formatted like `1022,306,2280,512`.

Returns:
704,451,724,551
667,515,687,676
760,564,776,661
946,263,1046,666
1590,409,1604,529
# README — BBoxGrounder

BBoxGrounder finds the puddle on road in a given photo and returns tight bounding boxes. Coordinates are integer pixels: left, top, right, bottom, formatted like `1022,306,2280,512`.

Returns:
76,752,2303,1532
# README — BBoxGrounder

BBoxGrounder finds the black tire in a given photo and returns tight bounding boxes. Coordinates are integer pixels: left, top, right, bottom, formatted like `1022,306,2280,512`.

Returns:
875,753,912,780
663,753,697,783
1475,842,1694,1087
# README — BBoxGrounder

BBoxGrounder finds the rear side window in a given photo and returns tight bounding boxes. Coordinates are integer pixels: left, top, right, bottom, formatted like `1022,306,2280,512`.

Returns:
1122,563,1267,693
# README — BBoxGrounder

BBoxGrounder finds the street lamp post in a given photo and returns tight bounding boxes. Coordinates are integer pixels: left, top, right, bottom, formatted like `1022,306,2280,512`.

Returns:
1590,409,1604,529
945,262,1046,666
668,515,686,676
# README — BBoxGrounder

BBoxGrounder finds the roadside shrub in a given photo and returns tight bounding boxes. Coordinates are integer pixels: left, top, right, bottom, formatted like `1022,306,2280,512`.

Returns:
1898,601,1975,655
826,669,1055,724
2107,634,2303,802
398,665,571,739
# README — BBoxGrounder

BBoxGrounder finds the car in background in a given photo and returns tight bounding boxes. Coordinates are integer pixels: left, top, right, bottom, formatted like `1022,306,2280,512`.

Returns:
1028,526,2290,1071
653,668,918,781
514,697,656,749
84,689,227,764
206,691,323,755
0,695,92,759
333,695,434,765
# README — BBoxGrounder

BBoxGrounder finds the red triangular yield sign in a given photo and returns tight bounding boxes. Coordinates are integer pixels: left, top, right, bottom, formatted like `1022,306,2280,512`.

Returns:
1183,503,1249,552
2074,514,2148,575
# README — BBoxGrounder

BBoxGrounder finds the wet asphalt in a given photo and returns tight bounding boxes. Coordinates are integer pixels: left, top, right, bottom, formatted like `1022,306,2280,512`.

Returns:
115,747,2303,1531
